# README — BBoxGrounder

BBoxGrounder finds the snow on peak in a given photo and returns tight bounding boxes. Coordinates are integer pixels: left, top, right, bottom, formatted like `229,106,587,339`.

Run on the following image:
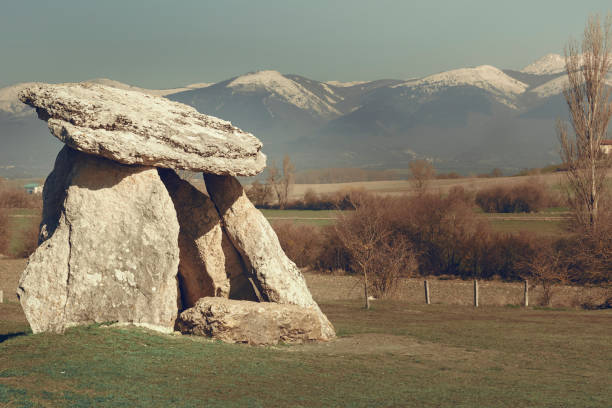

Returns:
395,65,528,99
0,82,37,116
86,78,199,96
529,76,568,98
521,54,566,75
530,73,612,98
228,70,340,116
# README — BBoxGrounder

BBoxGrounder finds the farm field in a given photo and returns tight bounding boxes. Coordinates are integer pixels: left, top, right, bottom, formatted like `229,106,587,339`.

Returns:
261,208,570,235
1,296,610,407
287,172,571,199
261,209,338,226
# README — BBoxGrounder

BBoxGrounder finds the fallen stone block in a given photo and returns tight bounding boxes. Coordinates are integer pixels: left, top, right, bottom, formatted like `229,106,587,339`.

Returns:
177,297,334,345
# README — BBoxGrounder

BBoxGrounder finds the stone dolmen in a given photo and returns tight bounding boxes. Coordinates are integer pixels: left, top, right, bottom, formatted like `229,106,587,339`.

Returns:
17,83,335,345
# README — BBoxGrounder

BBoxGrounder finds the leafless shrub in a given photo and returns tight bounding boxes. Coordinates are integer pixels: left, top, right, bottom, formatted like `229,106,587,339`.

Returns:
475,180,548,213
266,155,295,209
10,216,41,259
335,195,418,307
517,240,569,306
272,222,323,268
246,180,273,207
0,208,9,255
436,171,462,179
0,187,42,209
409,160,435,193
560,195,612,283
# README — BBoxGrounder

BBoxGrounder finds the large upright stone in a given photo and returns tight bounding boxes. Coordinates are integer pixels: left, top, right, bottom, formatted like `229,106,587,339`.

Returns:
203,174,335,339
18,146,180,334
19,83,266,176
158,169,257,308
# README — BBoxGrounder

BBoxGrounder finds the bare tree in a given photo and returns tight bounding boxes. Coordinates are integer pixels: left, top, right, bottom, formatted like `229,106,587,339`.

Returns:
246,180,272,207
558,14,612,231
335,194,417,308
518,244,569,306
279,155,295,209
266,155,295,209
409,160,436,194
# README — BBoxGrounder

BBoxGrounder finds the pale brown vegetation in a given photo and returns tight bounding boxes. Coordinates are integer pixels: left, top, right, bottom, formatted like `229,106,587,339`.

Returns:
0,187,42,210
266,155,295,209
335,194,417,307
475,179,552,213
517,241,569,306
11,216,41,259
246,179,272,207
409,159,435,193
0,208,9,255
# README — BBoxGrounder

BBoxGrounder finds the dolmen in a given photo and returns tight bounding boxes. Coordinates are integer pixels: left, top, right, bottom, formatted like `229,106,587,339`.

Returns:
17,83,335,345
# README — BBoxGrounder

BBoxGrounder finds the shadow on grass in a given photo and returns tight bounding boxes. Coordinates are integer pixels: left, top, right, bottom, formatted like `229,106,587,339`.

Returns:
0,332,26,343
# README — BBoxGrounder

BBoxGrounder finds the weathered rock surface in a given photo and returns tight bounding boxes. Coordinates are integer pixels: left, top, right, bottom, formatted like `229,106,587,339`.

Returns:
203,174,335,339
18,146,180,334
158,169,257,308
177,297,333,345
19,82,266,176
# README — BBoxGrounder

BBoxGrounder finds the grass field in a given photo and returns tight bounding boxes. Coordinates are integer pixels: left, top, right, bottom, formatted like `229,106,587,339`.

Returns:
261,208,570,235
261,209,338,226
1,299,610,407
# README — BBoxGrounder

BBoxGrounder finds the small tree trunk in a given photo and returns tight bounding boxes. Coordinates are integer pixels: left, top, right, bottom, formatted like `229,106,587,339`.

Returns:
424,280,430,305
364,270,370,309
524,279,529,307
473,279,479,308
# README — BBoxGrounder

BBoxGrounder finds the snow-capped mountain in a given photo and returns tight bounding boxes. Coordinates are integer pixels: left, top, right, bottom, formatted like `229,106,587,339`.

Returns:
85,78,210,96
394,65,529,108
520,53,566,75
225,70,341,117
2,53,607,177
0,83,38,117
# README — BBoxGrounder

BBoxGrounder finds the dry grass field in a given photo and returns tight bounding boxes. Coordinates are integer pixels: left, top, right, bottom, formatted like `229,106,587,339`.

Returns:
304,273,610,308
288,172,571,199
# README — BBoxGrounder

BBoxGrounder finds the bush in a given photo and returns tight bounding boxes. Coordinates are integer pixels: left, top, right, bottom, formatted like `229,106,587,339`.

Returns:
475,181,548,213
0,187,42,209
273,188,607,285
10,217,40,258
334,194,418,298
0,208,9,255
272,222,323,268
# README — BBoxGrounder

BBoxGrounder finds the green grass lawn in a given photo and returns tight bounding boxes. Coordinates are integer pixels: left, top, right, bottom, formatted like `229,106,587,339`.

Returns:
261,209,339,226
1,300,610,407
261,208,572,235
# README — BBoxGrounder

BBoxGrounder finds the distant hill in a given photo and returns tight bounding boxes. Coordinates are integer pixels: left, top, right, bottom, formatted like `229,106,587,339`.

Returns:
1,54,610,178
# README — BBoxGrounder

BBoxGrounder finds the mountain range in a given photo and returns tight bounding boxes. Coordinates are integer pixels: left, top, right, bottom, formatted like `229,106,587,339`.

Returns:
1,53,606,178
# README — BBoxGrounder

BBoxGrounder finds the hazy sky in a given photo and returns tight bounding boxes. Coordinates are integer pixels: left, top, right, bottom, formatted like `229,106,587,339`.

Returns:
1,0,610,89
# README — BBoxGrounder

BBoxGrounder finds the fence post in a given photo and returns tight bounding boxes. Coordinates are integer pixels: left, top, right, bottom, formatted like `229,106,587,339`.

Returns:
524,279,529,307
473,279,479,307
424,280,430,305
0,290,3,304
